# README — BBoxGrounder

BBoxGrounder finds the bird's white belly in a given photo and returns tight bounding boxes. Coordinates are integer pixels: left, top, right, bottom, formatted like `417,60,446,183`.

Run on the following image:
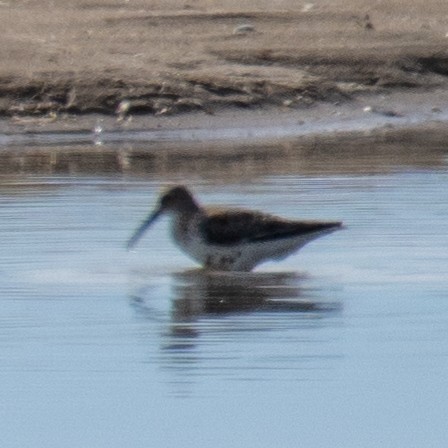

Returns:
172,218,335,271
181,237,245,271
175,232,313,271
172,224,249,270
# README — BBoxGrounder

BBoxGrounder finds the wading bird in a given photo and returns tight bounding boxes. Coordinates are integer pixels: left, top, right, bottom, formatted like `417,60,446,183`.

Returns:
127,186,342,271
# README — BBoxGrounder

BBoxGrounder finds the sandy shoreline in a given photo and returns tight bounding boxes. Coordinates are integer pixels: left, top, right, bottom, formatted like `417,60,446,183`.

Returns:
2,0,448,128
1,82,448,176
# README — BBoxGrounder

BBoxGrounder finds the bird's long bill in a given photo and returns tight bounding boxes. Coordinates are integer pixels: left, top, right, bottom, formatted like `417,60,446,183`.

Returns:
127,208,162,250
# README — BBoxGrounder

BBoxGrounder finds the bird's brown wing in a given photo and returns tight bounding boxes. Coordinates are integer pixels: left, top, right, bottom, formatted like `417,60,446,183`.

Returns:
201,210,341,245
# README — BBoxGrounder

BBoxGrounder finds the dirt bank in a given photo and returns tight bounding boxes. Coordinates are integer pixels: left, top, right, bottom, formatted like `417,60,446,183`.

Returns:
2,0,448,122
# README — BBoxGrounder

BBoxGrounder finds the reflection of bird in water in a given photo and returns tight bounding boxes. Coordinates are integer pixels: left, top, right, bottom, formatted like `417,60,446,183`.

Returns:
127,185,343,271
130,270,341,343
129,270,341,398
172,271,322,317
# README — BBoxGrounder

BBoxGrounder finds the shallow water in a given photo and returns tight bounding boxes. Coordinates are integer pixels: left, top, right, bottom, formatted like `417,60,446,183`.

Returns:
1,143,448,448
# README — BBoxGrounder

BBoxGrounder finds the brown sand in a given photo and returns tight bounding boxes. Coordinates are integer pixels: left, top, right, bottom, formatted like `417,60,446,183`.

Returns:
1,0,448,121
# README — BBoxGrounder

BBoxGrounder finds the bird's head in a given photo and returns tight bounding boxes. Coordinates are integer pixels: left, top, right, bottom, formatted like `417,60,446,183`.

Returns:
127,185,198,249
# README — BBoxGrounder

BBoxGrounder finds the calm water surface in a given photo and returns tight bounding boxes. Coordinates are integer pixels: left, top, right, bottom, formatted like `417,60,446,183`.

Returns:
1,146,448,447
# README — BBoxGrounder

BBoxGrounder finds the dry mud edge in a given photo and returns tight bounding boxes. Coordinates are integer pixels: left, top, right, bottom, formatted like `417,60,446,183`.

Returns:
1,52,448,118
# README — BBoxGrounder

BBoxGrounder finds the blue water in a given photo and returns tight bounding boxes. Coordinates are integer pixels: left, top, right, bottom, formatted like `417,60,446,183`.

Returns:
1,157,448,447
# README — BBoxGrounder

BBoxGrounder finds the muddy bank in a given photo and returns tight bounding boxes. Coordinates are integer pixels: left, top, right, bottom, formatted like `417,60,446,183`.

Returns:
2,0,448,120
